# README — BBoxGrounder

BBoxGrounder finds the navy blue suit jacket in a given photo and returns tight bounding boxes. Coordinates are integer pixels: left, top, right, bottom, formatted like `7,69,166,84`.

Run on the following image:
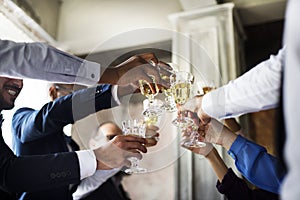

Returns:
12,84,117,200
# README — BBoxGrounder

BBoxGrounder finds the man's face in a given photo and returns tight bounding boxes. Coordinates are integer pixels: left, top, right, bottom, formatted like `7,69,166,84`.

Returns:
89,122,122,149
0,77,23,111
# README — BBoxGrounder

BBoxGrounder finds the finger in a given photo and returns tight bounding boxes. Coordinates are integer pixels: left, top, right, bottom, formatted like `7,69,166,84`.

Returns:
145,138,158,147
157,61,173,72
139,53,158,66
146,125,159,131
123,160,131,168
126,151,143,160
122,135,146,143
124,141,147,153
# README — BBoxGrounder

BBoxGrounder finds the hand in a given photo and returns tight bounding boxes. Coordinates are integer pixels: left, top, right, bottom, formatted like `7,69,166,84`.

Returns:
93,135,147,170
203,119,237,150
145,125,160,147
100,53,173,92
181,95,211,125
181,139,213,157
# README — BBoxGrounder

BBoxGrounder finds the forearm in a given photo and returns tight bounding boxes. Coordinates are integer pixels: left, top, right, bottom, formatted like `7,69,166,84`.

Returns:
202,48,284,119
1,138,81,192
98,68,119,84
228,135,285,193
206,148,228,182
0,40,100,85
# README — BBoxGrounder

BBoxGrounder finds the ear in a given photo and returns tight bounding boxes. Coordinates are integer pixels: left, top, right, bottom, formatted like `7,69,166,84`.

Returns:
49,86,57,101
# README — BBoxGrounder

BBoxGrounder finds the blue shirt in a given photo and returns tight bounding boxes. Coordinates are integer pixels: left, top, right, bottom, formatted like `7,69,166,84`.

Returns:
228,135,286,194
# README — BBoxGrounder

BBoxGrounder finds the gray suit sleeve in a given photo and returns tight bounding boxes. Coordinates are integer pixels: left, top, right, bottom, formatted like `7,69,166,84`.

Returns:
0,39,100,85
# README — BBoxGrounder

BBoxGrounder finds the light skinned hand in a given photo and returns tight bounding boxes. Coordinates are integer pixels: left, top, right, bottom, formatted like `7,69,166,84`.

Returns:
181,139,213,157
180,95,211,125
203,119,237,150
180,122,212,156
94,135,147,170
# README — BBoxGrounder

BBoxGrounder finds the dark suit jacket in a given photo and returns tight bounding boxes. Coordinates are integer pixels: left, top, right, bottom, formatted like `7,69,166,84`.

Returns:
0,127,80,194
11,84,117,200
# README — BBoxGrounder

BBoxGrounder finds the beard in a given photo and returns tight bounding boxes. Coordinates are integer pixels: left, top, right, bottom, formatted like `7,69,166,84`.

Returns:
0,92,15,110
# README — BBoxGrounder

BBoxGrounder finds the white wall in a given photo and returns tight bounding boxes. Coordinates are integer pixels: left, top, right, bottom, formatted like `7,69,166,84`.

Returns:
57,0,182,54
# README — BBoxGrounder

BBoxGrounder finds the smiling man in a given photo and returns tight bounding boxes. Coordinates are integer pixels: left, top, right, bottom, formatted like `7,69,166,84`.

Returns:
0,76,148,199
0,78,23,110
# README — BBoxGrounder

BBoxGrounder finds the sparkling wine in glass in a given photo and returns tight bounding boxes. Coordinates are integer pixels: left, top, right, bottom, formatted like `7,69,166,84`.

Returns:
122,119,147,174
171,71,194,128
139,75,163,116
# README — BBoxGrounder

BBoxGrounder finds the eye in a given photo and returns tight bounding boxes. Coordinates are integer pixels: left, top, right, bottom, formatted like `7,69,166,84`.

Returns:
107,135,117,140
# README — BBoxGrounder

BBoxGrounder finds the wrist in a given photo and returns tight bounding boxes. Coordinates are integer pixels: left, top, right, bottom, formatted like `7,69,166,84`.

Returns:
220,129,238,151
99,68,118,84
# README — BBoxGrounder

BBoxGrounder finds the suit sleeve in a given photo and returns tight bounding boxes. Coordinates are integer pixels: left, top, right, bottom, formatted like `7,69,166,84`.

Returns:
0,133,81,193
12,84,117,143
0,39,100,86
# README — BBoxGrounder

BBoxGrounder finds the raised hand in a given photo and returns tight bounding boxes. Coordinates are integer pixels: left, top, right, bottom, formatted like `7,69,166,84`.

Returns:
100,53,173,93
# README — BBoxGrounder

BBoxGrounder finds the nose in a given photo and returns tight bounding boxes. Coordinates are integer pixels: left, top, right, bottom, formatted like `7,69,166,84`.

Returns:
11,79,23,89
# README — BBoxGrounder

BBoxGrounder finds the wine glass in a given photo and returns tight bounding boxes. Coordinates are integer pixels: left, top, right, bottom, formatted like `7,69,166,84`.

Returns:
182,79,215,148
122,119,147,174
171,71,194,128
195,80,216,95
181,124,206,148
161,72,177,112
143,99,162,147
139,75,163,117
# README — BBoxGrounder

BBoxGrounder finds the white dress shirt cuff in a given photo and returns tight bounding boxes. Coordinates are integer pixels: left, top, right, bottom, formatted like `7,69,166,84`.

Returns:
111,85,121,105
75,150,97,180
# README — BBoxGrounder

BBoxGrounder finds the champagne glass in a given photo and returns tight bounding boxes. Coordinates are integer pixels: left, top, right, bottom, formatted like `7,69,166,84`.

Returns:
182,79,216,148
122,119,147,174
181,125,206,148
161,72,177,112
139,75,163,117
143,99,162,147
195,80,216,95
171,71,194,128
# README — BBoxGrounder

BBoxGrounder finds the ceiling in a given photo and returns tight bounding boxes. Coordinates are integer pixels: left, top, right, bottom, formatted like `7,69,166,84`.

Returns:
1,0,287,55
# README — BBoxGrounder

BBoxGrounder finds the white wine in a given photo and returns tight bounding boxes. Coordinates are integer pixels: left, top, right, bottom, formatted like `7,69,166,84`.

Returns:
161,87,173,97
202,86,215,94
173,82,191,105
139,80,159,100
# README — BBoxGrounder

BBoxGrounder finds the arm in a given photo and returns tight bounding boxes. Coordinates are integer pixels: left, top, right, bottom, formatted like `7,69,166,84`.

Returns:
182,143,279,200
0,134,81,192
0,40,100,86
203,119,285,194
12,84,118,143
205,147,228,182
216,168,279,200
0,40,173,89
228,135,285,194
201,47,285,119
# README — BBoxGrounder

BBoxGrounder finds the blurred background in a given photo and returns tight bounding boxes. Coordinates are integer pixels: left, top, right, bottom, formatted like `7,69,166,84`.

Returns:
0,0,285,199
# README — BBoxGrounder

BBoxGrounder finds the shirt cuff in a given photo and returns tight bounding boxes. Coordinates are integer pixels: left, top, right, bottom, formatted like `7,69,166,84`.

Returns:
75,150,97,180
227,135,247,160
77,61,101,86
111,85,121,105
